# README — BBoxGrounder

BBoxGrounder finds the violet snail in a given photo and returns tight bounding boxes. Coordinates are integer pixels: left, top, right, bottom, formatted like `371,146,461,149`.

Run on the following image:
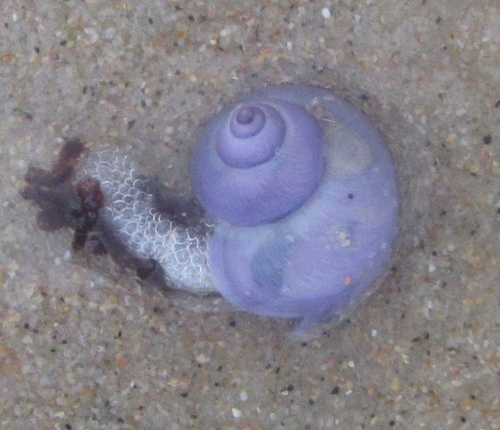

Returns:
21,85,399,330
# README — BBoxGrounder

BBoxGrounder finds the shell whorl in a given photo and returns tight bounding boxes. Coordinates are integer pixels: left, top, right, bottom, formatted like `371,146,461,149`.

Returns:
190,97,326,227
217,103,285,168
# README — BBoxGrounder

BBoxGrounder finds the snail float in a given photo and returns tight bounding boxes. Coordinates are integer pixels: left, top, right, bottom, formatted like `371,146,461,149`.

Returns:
21,85,399,331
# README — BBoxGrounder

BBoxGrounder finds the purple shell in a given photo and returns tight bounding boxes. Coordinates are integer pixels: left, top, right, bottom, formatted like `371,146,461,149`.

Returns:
191,85,399,329
191,95,325,227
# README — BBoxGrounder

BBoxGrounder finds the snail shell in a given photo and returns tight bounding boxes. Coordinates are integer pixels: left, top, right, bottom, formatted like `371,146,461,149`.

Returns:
21,85,399,331
191,85,398,329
